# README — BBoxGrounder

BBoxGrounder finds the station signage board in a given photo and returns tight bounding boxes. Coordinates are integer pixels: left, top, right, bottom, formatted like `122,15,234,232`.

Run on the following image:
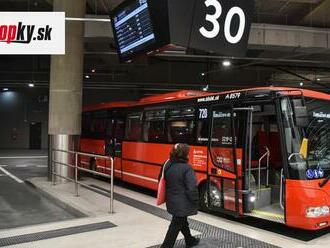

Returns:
188,0,255,56
111,0,254,61
0,12,65,55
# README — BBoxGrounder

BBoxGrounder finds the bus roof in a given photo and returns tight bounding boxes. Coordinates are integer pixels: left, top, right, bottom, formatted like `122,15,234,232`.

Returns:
139,90,211,104
83,87,330,111
197,87,330,101
137,87,330,105
83,101,135,112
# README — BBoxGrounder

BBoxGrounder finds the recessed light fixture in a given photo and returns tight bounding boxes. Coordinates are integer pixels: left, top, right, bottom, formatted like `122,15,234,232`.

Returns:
201,73,205,76
85,75,90,79
3,88,9,91
28,83,34,87
317,78,321,81
203,85,209,92
222,60,231,67
91,69,96,73
299,82,304,87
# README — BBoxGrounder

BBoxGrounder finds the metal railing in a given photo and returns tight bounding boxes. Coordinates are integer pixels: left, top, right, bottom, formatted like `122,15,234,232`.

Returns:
280,168,284,210
51,149,114,213
257,146,270,190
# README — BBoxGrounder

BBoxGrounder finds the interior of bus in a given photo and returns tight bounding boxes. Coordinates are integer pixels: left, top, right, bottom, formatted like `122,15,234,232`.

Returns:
247,103,285,223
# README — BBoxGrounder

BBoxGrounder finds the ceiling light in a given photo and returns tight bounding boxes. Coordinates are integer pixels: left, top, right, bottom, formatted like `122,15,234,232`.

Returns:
91,69,96,73
299,82,304,87
222,60,231,67
201,73,205,76
203,85,209,92
28,83,34,87
85,75,90,79
317,78,320,81
3,88,8,91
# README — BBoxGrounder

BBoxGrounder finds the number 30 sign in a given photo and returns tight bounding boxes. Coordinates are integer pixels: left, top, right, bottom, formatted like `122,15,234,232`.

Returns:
189,0,254,56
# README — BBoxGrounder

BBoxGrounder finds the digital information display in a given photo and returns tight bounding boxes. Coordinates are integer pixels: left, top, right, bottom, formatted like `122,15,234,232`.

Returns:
112,0,156,59
111,0,254,62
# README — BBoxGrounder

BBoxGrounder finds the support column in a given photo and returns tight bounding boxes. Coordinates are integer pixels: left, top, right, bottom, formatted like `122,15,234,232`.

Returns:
48,0,86,182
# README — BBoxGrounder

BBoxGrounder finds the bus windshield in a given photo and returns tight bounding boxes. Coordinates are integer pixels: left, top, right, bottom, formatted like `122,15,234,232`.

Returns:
281,97,330,180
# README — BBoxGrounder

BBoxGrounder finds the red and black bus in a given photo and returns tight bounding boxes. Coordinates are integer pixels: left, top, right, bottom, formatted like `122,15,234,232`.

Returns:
80,87,330,230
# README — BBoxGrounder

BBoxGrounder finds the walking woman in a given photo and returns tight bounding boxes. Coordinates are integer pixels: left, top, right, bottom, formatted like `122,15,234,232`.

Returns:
160,143,200,248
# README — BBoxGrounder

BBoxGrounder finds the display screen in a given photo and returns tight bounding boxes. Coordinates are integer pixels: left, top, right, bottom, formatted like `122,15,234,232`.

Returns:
112,0,156,60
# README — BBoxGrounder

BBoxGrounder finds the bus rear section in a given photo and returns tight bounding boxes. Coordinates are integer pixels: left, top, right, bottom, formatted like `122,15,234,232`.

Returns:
80,106,127,179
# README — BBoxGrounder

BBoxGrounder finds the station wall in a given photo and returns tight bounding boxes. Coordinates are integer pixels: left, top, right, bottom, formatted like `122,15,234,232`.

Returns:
0,89,140,150
0,90,48,150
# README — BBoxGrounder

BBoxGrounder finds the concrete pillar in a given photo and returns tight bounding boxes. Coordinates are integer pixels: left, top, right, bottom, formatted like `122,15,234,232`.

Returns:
48,0,86,182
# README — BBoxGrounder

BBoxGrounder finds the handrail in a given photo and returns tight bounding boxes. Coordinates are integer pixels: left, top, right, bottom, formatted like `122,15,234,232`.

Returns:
280,168,284,210
248,109,253,190
51,149,114,214
288,152,304,161
54,148,111,159
258,146,270,190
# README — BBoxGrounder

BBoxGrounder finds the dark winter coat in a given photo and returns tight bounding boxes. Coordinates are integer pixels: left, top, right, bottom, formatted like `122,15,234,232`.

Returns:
163,160,199,217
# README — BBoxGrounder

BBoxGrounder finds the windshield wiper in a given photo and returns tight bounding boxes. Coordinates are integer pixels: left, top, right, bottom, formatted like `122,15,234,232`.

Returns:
319,175,330,188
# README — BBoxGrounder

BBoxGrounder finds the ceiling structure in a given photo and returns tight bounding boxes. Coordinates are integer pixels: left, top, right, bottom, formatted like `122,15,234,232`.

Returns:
0,0,330,97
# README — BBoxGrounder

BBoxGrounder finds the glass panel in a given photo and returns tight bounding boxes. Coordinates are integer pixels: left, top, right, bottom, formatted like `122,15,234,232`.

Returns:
114,119,125,141
82,112,92,138
210,110,235,172
281,97,330,179
143,110,166,142
305,99,330,174
82,110,107,139
126,112,143,141
167,107,195,144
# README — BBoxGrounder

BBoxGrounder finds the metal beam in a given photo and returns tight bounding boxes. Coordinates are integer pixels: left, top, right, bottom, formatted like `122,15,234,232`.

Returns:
249,23,330,53
300,0,330,26
81,16,330,54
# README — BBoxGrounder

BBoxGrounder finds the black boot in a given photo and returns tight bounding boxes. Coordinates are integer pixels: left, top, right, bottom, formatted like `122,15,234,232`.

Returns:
186,237,200,248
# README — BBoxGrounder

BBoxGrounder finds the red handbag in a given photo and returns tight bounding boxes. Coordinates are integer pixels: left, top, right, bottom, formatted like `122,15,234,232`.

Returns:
156,160,169,206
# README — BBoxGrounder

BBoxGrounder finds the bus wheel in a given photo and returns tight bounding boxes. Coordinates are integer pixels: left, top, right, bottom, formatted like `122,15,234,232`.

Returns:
199,183,222,211
199,183,209,211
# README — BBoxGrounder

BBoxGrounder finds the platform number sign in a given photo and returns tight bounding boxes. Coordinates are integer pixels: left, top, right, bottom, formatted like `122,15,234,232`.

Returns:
190,0,254,57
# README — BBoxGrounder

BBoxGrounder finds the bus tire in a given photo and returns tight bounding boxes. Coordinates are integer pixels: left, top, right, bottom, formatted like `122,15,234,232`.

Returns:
199,183,209,212
199,182,222,212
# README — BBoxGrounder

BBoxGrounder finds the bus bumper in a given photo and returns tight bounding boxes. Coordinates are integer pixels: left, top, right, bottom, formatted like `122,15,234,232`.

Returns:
286,180,330,230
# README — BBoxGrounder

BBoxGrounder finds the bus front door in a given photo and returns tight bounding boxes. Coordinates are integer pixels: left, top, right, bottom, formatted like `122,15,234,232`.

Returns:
207,106,251,216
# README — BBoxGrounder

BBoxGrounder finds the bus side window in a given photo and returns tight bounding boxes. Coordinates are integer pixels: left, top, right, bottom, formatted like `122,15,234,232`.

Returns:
126,112,143,141
210,110,235,172
167,107,195,144
82,112,92,138
114,119,125,141
143,110,166,143
89,110,107,139
105,119,114,137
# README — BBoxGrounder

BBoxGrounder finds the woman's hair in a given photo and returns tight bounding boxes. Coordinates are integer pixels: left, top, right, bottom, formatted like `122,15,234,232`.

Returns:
170,143,190,163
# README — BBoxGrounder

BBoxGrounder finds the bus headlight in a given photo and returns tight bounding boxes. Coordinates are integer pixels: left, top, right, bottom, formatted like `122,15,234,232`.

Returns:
249,194,256,203
306,206,330,218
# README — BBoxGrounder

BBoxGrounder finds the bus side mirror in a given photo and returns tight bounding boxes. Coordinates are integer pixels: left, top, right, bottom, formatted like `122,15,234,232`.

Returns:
292,99,309,127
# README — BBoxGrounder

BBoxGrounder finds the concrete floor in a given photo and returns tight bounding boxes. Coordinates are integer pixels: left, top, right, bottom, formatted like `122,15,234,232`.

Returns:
0,150,81,230
11,177,327,248
1,150,330,247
